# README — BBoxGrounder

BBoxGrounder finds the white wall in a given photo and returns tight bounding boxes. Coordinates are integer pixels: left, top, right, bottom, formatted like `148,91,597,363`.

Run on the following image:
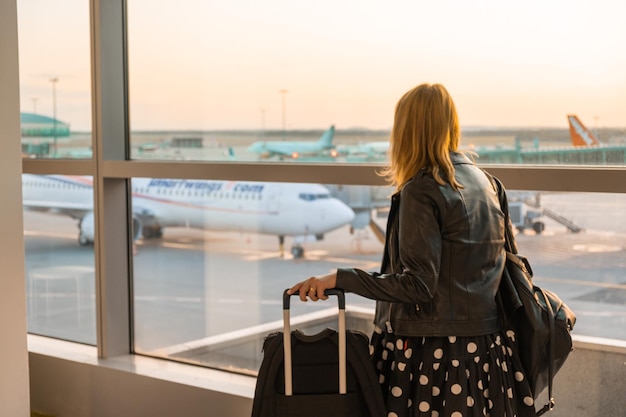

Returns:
28,341,255,417
0,1,32,416
29,356,253,417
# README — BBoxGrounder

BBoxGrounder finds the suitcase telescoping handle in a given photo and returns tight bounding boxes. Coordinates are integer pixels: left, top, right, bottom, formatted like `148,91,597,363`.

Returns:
282,288,347,396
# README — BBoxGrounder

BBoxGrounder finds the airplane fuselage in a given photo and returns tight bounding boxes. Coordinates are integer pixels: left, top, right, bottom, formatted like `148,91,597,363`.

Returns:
131,178,352,236
22,175,355,244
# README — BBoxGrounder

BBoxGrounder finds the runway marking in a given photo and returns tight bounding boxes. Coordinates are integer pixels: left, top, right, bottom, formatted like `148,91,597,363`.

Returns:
135,295,203,303
537,277,626,290
242,249,374,264
243,251,285,261
260,300,282,305
573,243,622,253
160,242,198,250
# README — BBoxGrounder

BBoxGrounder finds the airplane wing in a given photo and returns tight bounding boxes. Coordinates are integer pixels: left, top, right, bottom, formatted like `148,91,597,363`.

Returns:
23,200,91,211
22,199,92,223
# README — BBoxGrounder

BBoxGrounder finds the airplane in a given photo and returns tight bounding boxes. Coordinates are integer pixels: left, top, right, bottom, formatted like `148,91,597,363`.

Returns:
564,114,626,166
21,174,355,258
336,141,389,162
335,139,498,163
568,114,601,146
247,125,338,160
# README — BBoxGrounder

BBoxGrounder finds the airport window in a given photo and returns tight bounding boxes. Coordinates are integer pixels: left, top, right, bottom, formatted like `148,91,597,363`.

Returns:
118,1,626,167
122,180,624,374
18,0,95,344
17,0,626,382
130,178,379,372
23,175,97,345
17,0,92,160
505,190,625,342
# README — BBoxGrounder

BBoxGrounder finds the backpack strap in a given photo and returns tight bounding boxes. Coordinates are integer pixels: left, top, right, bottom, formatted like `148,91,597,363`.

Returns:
536,289,556,416
481,169,517,253
482,169,557,415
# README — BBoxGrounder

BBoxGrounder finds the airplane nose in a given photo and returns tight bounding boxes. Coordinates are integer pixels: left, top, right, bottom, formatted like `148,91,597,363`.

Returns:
330,199,355,229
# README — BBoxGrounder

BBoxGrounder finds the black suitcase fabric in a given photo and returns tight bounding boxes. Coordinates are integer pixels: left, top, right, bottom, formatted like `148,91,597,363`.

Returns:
250,289,386,417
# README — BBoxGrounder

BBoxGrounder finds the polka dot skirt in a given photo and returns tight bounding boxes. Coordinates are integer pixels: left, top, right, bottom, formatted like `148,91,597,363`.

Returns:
369,328,537,417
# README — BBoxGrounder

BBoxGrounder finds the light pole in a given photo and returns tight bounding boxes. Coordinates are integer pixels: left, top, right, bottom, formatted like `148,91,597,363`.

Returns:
31,97,38,114
50,77,59,156
278,89,288,140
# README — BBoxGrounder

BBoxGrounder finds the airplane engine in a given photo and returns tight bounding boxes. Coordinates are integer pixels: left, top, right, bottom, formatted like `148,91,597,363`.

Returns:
78,212,142,246
79,212,94,245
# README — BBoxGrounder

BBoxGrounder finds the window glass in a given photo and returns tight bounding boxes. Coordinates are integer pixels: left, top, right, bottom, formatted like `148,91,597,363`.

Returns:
510,190,626,340
133,178,626,374
130,177,626,374
131,178,383,372
127,0,626,165
17,0,92,159
23,175,96,344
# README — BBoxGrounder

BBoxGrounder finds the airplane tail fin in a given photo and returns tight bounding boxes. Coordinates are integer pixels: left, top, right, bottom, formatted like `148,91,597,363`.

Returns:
568,115,600,146
318,125,335,148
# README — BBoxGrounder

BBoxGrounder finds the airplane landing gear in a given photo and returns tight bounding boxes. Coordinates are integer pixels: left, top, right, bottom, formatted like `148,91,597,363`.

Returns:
279,235,305,259
517,220,545,235
78,233,92,246
291,245,305,259
279,235,285,257
142,225,163,240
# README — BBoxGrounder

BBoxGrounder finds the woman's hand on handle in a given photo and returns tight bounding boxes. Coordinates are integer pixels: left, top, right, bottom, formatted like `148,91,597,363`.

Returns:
288,271,337,302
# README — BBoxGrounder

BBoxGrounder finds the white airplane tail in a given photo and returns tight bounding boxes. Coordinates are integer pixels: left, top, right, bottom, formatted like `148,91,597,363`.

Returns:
568,115,600,147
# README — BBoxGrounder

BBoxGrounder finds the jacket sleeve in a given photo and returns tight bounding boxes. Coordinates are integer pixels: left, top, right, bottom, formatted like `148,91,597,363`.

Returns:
336,178,443,304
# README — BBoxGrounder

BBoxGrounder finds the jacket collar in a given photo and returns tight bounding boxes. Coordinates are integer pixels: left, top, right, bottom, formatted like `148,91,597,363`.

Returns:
394,151,475,198
450,151,475,166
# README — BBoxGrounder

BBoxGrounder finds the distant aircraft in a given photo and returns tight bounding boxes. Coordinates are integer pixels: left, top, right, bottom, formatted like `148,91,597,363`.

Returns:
247,125,338,160
22,174,355,258
336,139,486,163
568,114,601,146
336,141,389,162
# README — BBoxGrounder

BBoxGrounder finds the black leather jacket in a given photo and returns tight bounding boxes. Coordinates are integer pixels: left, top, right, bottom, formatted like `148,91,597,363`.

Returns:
336,152,506,337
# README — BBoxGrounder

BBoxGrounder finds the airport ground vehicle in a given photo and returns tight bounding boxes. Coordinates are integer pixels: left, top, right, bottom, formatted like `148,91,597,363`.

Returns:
508,197,583,235
508,201,546,234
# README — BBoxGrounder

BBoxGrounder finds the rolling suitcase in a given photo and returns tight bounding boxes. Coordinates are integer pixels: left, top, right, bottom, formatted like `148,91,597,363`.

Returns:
251,289,386,417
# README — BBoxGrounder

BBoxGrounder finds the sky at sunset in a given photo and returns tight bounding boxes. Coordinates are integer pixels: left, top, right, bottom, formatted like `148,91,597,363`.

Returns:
16,0,626,131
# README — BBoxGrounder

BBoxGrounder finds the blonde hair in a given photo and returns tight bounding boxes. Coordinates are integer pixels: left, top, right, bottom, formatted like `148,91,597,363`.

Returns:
379,83,464,191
